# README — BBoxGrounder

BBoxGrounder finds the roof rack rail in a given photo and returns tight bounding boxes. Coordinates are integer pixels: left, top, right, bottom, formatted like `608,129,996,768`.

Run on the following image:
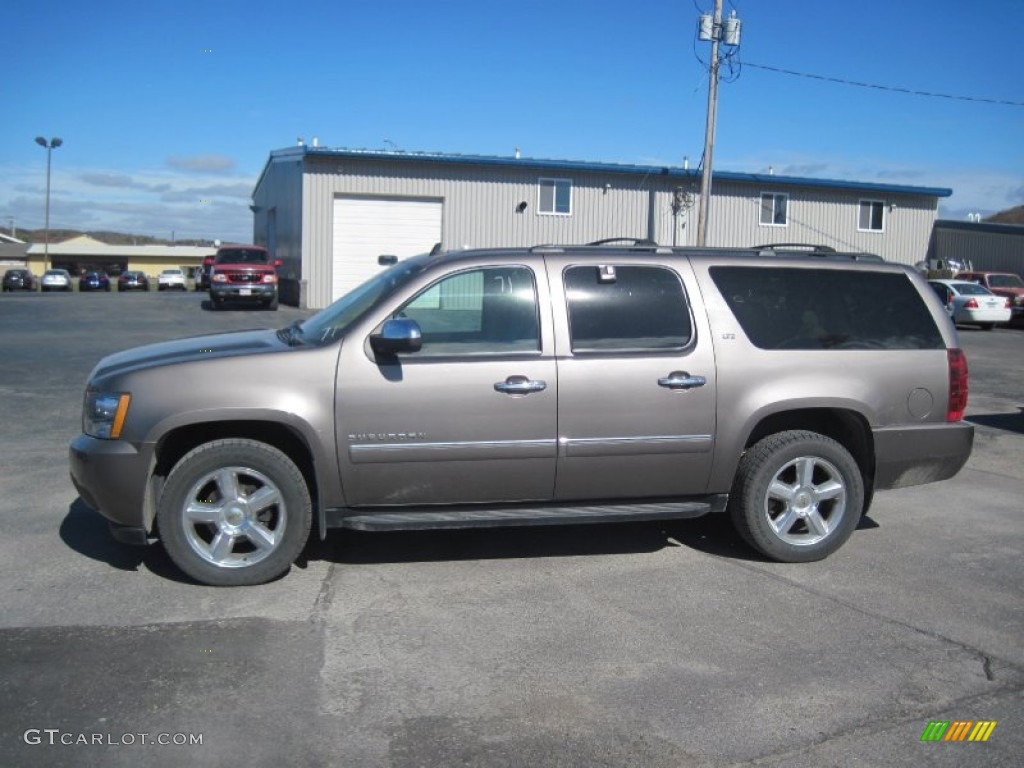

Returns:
587,237,659,247
753,243,837,253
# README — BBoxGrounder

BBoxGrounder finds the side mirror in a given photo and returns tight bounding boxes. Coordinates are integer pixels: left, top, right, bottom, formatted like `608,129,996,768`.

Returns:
273,259,283,268
370,318,422,357
378,254,398,266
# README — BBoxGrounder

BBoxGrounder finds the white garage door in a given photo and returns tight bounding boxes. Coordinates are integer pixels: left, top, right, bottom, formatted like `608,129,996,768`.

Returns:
332,197,443,301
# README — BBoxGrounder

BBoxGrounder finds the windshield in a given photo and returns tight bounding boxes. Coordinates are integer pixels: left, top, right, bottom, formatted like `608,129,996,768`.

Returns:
296,255,433,346
988,274,1024,289
216,249,268,264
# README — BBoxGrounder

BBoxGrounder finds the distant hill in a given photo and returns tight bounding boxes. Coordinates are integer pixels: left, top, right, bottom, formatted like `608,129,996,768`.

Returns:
985,206,1024,225
8,229,216,247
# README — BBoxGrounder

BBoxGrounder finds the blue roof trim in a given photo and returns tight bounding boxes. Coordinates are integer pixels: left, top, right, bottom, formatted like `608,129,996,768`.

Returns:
266,146,953,198
934,218,1024,236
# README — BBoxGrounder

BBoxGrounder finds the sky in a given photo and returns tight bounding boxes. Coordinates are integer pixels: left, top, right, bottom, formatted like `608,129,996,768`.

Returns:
2,0,1022,244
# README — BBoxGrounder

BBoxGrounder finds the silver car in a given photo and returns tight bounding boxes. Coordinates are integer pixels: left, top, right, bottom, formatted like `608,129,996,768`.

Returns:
70,245,974,586
40,269,73,292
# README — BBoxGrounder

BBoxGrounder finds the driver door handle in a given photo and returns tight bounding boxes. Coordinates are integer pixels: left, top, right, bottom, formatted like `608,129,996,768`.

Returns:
658,371,707,390
494,375,547,395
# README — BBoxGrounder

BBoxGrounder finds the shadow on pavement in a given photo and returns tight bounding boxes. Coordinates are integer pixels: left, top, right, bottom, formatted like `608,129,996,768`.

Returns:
59,499,196,583
967,408,1024,435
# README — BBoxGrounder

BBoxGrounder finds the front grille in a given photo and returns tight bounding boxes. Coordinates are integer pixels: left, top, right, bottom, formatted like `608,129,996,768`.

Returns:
226,272,264,284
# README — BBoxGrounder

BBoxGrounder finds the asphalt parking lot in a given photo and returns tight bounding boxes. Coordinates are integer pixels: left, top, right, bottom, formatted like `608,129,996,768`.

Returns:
1,290,1021,767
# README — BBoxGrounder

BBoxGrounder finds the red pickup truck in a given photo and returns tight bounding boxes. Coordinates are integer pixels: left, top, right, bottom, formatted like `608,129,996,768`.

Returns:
956,270,1024,324
208,245,281,311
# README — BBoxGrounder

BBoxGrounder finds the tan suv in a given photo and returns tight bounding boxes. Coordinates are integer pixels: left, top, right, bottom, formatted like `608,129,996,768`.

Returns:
69,244,974,585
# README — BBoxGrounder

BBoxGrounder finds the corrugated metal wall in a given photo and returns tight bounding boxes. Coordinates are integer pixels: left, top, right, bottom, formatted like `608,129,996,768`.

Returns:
253,157,304,304
287,155,942,308
927,225,1024,274
300,157,688,308
704,182,938,264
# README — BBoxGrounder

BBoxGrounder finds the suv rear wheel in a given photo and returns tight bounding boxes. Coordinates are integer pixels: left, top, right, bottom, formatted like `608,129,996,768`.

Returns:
157,439,312,586
729,430,863,562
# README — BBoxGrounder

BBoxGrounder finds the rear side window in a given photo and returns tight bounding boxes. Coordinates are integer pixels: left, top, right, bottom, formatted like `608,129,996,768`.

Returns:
564,265,691,352
710,267,944,350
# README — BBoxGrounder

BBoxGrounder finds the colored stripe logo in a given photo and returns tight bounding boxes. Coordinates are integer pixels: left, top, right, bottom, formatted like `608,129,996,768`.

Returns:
921,721,997,742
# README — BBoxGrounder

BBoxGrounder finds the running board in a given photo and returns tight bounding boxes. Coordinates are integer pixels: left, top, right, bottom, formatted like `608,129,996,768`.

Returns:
326,496,727,532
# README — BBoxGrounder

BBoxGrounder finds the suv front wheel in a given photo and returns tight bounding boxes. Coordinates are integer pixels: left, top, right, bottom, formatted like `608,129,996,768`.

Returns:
729,430,863,562
157,439,312,586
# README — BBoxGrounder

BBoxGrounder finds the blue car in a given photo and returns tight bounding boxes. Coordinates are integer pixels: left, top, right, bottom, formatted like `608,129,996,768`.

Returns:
79,271,111,292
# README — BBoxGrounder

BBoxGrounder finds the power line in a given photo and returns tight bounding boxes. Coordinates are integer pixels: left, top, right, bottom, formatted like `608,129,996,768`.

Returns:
745,62,1024,107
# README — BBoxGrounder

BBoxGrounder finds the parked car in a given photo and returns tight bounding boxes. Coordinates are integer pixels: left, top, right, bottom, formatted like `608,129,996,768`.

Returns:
79,271,111,292
118,271,150,292
2,268,38,291
929,279,1012,330
955,270,1024,324
40,269,73,292
208,245,280,310
71,243,974,586
158,269,187,291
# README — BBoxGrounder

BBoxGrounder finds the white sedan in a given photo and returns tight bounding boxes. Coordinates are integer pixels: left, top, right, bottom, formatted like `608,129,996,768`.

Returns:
929,279,1011,330
157,269,187,291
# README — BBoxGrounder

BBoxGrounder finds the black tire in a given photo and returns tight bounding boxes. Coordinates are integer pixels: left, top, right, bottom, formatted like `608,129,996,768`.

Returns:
979,323,995,331
266,294,279,311
157,439,312,586
728,430,864,563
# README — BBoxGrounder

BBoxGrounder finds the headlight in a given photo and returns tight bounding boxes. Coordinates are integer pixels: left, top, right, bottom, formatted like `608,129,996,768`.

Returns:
212,273,228,283
84,391,131,439
262,274,278,284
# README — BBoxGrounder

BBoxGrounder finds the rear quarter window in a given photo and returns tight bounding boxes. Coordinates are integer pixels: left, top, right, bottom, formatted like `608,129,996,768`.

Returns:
709,267,944,350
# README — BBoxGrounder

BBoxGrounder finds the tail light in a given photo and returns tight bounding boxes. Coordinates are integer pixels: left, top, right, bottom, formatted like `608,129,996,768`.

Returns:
1005,297,1012,309
947,348,969,422
964,298,979,309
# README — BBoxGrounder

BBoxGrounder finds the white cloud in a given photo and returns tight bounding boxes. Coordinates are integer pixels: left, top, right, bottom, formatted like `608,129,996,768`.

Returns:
0,163,254,242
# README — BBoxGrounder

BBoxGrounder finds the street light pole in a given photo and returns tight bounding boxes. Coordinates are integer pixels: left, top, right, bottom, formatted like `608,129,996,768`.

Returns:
35,136,63,273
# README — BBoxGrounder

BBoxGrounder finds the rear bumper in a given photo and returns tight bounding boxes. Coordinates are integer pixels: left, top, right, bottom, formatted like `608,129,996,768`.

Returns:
872,422,974,489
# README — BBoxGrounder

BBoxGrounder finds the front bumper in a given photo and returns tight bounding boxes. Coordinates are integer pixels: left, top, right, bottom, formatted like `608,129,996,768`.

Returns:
69,434,154,532
872,422,974,489
210,284,276,302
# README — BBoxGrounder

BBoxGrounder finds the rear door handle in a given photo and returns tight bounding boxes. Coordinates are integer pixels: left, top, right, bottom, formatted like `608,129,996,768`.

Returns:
494,375,547,395
658,371,707,390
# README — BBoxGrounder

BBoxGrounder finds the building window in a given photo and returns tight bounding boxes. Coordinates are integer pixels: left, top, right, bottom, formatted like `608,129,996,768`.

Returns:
859,200,885,232
759,192,788,226
538,178,572,215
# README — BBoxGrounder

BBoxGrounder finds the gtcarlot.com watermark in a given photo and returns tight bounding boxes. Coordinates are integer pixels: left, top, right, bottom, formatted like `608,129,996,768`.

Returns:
24,729,203,747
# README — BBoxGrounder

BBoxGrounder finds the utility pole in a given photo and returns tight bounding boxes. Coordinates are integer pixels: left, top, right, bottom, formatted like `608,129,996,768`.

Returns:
695,2,741,247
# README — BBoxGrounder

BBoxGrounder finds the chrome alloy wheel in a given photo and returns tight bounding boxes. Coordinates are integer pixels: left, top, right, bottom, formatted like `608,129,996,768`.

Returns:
763,455,847,547
181,466,287,568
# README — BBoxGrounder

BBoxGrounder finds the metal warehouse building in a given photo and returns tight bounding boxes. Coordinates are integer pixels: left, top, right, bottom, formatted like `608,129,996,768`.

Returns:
252,146,952,309
926,219,1024,274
